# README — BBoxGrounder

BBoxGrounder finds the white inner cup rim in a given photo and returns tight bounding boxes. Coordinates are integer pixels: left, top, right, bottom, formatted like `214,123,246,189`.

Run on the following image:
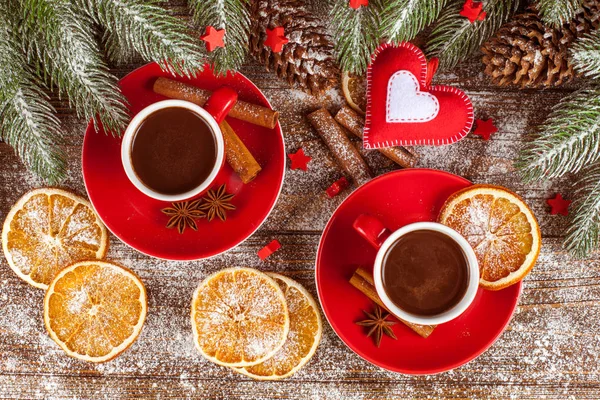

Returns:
120,99,225,202
372,221,480,326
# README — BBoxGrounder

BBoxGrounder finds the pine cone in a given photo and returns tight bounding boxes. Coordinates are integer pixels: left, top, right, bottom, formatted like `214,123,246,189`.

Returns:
481,1,600,88
250,0,338,94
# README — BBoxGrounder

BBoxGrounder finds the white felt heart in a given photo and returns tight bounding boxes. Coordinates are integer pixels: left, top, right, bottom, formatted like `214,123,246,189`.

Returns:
386,70,439,123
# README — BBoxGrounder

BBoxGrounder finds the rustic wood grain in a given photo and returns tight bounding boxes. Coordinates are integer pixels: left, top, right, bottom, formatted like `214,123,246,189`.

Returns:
1,11,599,398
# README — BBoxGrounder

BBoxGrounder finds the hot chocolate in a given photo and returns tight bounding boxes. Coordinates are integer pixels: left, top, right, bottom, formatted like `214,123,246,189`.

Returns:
130,107,217,195
381,229,469,316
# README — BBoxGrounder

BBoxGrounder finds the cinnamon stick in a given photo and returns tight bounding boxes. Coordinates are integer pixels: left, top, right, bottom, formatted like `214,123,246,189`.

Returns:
153,77,279,129
350,267,435,338
220,121,262,184
307,108,372,186
335,105,418,168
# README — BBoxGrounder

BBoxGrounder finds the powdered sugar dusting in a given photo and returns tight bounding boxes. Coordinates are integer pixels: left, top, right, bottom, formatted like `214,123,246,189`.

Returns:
192,268,288,365
307,108,372,186
3,190,106,288
239,275,321,378
0,50,598,397
67,288,88,314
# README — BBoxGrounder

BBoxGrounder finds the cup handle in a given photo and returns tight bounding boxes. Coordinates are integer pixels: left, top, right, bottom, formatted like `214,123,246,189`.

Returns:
352,214,392,249
203,87,238,124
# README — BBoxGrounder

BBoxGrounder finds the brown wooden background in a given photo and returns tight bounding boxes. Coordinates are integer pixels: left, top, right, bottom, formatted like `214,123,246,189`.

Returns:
1,3,600,399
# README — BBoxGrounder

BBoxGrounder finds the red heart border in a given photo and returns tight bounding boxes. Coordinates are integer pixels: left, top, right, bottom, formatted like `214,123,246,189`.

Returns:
363,42,474,148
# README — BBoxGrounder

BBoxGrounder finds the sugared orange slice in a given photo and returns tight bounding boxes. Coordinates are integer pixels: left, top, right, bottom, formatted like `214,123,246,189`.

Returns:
342,71,367,115
44,261,147,362
236,273,322,380
439,184,541,290
2,188,108,289
191,267,289,367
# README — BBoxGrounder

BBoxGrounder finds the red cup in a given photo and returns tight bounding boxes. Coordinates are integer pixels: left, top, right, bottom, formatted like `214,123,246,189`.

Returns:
121,87,238,201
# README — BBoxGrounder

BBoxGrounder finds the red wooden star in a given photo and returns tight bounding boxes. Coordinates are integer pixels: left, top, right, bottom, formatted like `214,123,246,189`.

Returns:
326,177,349,198
288,148,311,171
200,26,225,52
473,118,498,140
547,194,571,216
460,0,486,23
265,26,289,53
258,239,281,260
349,0,369,9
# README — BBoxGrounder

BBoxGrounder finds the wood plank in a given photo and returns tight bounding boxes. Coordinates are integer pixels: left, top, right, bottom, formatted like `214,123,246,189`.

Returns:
0,374,598,399
0,235,599,394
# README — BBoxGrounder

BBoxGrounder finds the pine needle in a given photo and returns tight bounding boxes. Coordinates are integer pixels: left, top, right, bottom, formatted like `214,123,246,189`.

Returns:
189,0,251,75
565,162,600,258
426,0,521,70
571,29,600,80
516,87,600,182
0,4,66,184
101,30,140,66
77,0,207,78
380,0,449,43
536,0,584,28
18,0,129,135
331,0,383,74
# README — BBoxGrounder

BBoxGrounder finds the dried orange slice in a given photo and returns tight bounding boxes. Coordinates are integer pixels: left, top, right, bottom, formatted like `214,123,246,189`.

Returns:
191,267,289,367
342,71,367,115
439,185,541,290
2,188,108,289
235,273,322,380
44,261,147,362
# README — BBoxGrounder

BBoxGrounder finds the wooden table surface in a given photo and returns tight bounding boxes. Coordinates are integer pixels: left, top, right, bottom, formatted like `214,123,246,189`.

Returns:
1,8,600,399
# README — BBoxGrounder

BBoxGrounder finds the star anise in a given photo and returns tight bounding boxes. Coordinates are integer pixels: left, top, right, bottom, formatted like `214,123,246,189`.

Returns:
199,184,236,222
355,305,397,347
161,199,205,234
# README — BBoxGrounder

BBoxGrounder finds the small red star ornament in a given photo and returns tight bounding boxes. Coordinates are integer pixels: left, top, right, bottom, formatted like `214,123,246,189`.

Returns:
349,0,369,9
547,194,571,216
473,118,498,140
460,0,486,23
265,27,289,53
326,177,349,198
200,26,225,52
258,239,281,260
288,148,311,171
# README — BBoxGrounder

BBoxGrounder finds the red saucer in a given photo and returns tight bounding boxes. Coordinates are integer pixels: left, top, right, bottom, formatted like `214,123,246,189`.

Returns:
316,169,521,375
82,63,285,260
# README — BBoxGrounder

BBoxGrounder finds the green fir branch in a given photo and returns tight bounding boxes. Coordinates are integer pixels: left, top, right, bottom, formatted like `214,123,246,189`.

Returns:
331,0,383,74
426,0,521,69
76,0,207,77
101,30,140,65
516,87,600,182
536,0,583,28
18,0,129,135
564,162,600,258
189,0,250,75
0,5,66,183
571,29,600,80
380,0,449,43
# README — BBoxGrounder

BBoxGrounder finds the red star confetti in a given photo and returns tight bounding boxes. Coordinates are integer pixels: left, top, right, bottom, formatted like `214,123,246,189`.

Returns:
547,194,571,216
460,0,486,23
473,118,498,140
258,239,281,260
265,27,289,53
349,0,369,9
200,26,225,52
326,177,349,198
288,148,311,171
